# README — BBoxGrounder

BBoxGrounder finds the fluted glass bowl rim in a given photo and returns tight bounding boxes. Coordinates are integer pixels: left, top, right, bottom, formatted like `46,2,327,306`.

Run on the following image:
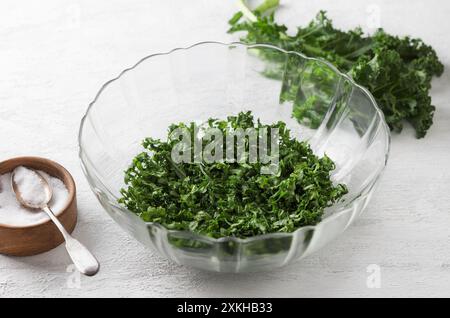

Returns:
78,41,391,244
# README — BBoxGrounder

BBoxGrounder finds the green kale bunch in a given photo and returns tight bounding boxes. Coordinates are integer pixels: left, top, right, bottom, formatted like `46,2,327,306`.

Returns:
119,111,347,238
228,0,444,138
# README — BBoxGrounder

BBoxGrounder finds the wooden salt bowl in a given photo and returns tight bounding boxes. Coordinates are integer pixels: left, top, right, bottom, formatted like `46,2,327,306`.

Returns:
0,157,77,256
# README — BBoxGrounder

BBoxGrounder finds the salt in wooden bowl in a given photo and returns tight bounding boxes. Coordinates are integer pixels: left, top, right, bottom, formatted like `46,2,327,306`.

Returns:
0,157,77,256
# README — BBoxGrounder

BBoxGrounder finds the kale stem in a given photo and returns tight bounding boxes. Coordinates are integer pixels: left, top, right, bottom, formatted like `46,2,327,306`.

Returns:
343,43,374,59
300,43,353,67
296,25,324,40
254,0,280,15
238,0,279,22
237,0,257,22
301,43,325,56
372,81,395,94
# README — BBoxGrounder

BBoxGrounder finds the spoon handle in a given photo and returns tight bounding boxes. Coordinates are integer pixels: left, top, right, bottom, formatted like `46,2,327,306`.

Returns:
43,206,100,276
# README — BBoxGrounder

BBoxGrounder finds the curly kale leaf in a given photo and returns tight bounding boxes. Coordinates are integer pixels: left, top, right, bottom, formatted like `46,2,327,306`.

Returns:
228,1,444,138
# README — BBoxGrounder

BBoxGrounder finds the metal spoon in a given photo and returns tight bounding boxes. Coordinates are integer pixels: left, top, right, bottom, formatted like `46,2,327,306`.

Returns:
11,167,99,276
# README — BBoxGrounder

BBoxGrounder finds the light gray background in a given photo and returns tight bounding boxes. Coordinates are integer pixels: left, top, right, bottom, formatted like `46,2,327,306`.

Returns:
1,0,449,297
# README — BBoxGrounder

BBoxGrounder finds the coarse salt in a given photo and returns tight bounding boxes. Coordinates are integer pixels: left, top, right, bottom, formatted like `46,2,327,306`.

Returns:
0,166,69,227
12,166,48,206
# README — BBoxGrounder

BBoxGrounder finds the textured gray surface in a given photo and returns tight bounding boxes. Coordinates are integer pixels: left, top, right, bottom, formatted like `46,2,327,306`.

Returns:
0,0,449,297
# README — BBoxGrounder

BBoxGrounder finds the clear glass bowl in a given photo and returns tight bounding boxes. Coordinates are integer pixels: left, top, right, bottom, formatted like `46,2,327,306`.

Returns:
79,42,390,272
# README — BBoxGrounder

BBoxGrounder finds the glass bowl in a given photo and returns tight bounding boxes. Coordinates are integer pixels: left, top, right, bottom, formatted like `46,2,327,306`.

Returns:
78,42,390,272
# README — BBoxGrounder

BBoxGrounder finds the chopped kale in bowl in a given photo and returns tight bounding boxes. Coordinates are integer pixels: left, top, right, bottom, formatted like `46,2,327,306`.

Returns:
119,111,347,238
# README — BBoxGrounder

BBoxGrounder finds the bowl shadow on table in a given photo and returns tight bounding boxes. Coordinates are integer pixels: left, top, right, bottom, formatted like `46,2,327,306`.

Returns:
185,245,359,297
181,227,362,293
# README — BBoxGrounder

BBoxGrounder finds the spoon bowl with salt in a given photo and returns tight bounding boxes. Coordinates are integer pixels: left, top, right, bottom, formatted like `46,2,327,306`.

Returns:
11,166,100,276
